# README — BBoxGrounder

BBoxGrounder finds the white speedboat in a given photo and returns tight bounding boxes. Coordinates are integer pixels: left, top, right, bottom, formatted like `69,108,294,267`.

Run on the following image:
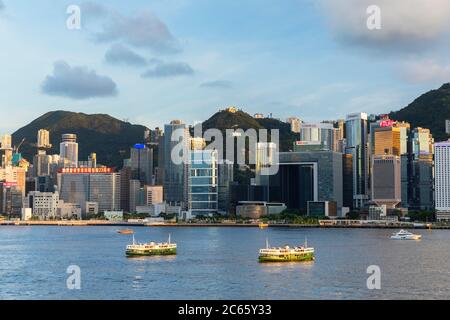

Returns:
390,229,422,240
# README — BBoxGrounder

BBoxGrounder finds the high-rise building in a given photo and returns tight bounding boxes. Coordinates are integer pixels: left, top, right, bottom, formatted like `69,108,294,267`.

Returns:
149,127,164,145
286,117,302,133
255,142,277,186
144,185,163,205
322,120,345,152
0,166,26,197
188,150,218,217
335,120,345,141
35,175,55,193
33,152,58,177
57,168,120,216
373,126,401,156
130,144,153,185
37,129,51,149
0,135,12,149
411,128,434,158
409,153,434,210
345,113,369,208
0,182,23,215
119,166,132,212
407,128,434,210
190,137,206,151
371,155,401,208
299,123,335,150
129,179,142,213
446,120,450,135
342,153,354,209
269,151,343,212
218,160,234,214
59,134,78,168
435,141,450,221
163,120,190,208
33,129,55,177
395,122,410,156
0,134,13,168
88,153,97,168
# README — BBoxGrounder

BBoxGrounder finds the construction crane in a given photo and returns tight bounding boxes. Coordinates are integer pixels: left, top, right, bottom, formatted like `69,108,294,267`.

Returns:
14,138,26,153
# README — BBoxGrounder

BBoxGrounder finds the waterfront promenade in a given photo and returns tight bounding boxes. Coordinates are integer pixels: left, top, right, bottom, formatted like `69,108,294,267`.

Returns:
0,220,444,229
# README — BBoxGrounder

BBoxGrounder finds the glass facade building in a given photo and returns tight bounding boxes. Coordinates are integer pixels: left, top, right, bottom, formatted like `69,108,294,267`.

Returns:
163,120,190,208
188,150,218,217
345,113,369,208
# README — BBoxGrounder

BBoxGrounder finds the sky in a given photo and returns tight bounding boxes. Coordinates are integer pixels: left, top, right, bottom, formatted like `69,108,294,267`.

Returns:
1,0,450,133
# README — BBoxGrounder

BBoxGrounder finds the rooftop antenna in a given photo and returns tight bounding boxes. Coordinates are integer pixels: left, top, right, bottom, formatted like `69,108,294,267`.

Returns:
266,237,269,249
132,234,136,245
168,233,171,244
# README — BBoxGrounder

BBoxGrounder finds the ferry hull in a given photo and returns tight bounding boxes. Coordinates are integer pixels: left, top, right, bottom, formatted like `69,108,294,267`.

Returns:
390,235,421,240
258,252,314,263
126,248,177,257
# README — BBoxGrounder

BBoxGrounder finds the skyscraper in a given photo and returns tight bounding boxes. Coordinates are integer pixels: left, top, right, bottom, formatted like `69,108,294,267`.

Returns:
37,129,51,149
286,117,301,133
59,134,78,168
144,185,164,205
269,151,343,211
0,134,13,168
57,168,120,216
373,126,401,156
188,150,218,217
435,141,450,221
33,129,55,177
345,113,369,208
255,142,277,186
411,128,434,158
395,122,410,156
408,128,434,210
218,160,234,214
163,120,190,208
446,120,450,135
130,144,153,185
299,123,335,150
0,135,12,149
371,155,401,208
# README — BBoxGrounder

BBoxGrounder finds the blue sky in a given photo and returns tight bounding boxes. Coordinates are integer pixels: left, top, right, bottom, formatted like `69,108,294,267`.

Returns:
1,0,450,133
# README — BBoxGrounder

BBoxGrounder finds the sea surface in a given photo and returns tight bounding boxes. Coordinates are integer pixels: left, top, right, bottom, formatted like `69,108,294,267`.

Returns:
0,226,449,300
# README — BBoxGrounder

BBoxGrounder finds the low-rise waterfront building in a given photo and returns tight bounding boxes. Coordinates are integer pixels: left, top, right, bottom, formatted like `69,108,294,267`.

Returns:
236,201,286,219
307,201,337,218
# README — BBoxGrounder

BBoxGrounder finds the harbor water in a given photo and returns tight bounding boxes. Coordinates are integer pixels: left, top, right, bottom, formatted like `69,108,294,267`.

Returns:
0,226,449,300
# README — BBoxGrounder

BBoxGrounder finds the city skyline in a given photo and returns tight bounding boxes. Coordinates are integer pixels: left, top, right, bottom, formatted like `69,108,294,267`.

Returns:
2,0,450,133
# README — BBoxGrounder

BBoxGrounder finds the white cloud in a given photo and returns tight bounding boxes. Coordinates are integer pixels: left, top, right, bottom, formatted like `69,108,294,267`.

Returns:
318,0,450,49
105,44,147,67
41,61,118,99
81,2,180,54
400,60,450,84
141,60,194,78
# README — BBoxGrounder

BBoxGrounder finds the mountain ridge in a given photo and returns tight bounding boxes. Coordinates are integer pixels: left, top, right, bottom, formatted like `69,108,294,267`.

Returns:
10,83,450,169
390,83,450,141
12,110,148,168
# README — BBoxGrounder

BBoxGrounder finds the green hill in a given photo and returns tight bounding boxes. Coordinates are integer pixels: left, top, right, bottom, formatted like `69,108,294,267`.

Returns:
391,83,450,141
202,109,298,152
12,111,147,168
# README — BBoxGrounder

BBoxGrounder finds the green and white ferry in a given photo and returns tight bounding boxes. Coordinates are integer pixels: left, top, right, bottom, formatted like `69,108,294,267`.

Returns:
258,238,315,263
126,234,177,257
